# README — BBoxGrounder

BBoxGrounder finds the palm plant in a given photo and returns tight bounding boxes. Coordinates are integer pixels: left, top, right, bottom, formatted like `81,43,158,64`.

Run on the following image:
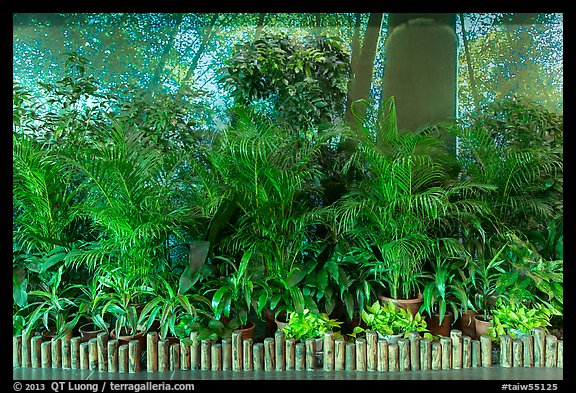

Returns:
333,97,493,301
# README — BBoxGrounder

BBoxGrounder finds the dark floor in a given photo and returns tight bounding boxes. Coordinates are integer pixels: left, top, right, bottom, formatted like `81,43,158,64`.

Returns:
14,365,563,381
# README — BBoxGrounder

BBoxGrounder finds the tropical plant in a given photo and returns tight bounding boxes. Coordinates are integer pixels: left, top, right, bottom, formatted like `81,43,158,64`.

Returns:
469,242,508,320
75,272,110,333
351,300,428,339
175,313,243,342
489,298,554,341
281,309,343,342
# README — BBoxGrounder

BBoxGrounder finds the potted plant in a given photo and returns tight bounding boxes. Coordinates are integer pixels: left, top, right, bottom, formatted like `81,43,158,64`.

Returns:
76,273,109,341
488,298,555,342
281,309,343,352
351,300,428,344
421,256,475,336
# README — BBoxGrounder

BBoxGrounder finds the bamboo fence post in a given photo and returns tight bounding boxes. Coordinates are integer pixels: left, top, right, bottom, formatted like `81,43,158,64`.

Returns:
532,328,545,367
500,335,512,368
366,331,378,372
264,337,275,371
22,332,31,368
170,342,180,371
462,335,472,368
480,334,492,368
146,332,158,373
471,339,481,368
295,342,305,371
200,339,211,371
286,338,296,370
232,331,243,371
128,340,140,373
243,339,253,371
450,329,462,369
158,339,170,372
180,340,190,371
222,338,232,371
522,334,534,367
377,339,388,372
61,337,71,369
211,343,222,371
408,331,420,371
355,337,367,371
88,338,98,371
275,331,285,371
513,339,523,368
345,342,356,372
398,338,410,372
97,332,108,372
323,331,335,371
190,331,200,370
440,336,451,370
41,341,51,368
107,339,119,373
31,336,43,369
334,337,345,371
305,338,315,371
431,341,441,370
253,342,264,371
79,342,89,370
51,338,62,369
13,336,23,368
388,343,399,372
557,341,563,368
71,337,81,370
420,338,432,371
118,344,128,373
545,335,558,368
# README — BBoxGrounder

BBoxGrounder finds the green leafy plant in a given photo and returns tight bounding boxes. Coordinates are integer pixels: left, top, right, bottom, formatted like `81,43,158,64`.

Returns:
470,242,507,320
281,309,343,342
489,298,554,341
75,272,110,333
351,300,428,339
175,314,242,342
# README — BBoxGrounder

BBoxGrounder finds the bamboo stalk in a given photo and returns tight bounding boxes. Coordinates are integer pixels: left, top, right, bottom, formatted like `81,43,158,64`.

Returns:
22,333,31,368
450,330,462,369
500,335,512,368
201,339,211,371
97,332,108,372
440,336,451,370
334,337,345,371
243,339,253,371
398,338,410,372
346,342,356,372
305,338,315,371
545,335,558,368
170,343,180,371
323,331,335,371
30,336,43,369
146,332,158,373
377,339,387,372
431,341,441,370
254,342,264,371
420,338,432,371
128,340,140,373
118,345,128,373
222,338,232,371
471,339,481,368
61,337,71,369
366,331,378,372
462,335,472,368
190,331,200,370
557,341,563,368
79,342,89,370
180,341,190,371
355,337,367,372
211,343,222,371
264,337,275,371
480,334,492,368
158,339,170,372
286,338,296,370
408,331,420,371
41,341,51,368
532,328,545,367
107,339,119,373
51,338,62,369
232,331,243,371
513,339,523,368
71,337,81,370
88,338,98,371
13,336,23,368
388,343,399,372
295,342,305,371
275,331,285,371
522,334,534,367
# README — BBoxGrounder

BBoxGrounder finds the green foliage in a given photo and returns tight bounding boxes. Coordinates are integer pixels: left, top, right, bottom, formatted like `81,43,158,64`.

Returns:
470,242,507,319
489,298,553,341
281,309,343,341
351,300,428,338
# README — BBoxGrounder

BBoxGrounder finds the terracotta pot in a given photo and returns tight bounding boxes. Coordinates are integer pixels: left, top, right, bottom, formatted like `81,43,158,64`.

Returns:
274,311,289,331
473,314,493,337
379,293,424,317
235,321,256,340
110,327,146,347
457,310,477,338
425,311,453,337
78,323,106,342
42,328,73,341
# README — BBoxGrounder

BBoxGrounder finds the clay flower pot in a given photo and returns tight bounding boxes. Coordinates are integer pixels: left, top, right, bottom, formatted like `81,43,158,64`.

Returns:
473,314,493,337
379,293,424,317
